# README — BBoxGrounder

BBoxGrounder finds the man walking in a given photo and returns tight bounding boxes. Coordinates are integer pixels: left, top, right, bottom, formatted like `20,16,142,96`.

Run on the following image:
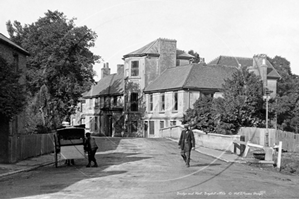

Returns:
178,124,195,167
84,132,98,167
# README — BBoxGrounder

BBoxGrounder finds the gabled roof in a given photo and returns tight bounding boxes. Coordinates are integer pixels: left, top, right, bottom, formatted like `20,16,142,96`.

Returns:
208,55,281,79
123,39,160,58
0,33,30,55
83,74,124,98
144,64,237,93
208,55,253,67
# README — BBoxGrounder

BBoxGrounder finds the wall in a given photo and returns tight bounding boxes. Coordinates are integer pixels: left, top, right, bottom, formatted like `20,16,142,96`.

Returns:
193,130,241,153
144,90,186,137
159,127,241,153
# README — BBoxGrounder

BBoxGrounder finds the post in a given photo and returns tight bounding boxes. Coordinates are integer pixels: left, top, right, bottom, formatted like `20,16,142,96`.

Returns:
277,141,282,169
264,89,272,147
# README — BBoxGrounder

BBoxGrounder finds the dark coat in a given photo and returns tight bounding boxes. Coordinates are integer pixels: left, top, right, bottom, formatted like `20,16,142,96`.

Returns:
84,137,98,151
178,129,195,151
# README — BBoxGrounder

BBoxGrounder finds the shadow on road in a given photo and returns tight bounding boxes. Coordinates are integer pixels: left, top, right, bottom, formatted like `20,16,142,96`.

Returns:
0,148,151,198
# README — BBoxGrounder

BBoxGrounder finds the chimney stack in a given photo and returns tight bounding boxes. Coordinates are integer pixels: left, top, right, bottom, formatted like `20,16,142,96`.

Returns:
253,54,268,89
101,62,111,79
117,64,124,75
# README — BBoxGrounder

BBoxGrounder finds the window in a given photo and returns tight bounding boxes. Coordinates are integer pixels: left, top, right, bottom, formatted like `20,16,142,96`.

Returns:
113,96,118,106
100,97,104,108
89,117,93,130
131,61,139,76
173,92,178,111
160,121,164,129
160,93,165,111
89,99,93,109
94,117,98,131
149,94,153,111
95,97,100,107
104,97,110,107
170,121,176,126
149,121,154,135
130,93,138,111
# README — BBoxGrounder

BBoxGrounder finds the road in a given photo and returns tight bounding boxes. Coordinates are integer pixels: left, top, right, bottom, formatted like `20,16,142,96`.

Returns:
0,138,298,199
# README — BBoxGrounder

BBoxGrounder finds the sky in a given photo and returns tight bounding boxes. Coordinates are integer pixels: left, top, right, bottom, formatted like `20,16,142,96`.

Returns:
0,0,299,81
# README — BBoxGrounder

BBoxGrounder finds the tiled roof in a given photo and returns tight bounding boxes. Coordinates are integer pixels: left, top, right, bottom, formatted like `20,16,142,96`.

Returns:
0,33,30,55
208,55,281,79
208,55,253,67
83,74,124,98
123,40,160,58
144,64,237,93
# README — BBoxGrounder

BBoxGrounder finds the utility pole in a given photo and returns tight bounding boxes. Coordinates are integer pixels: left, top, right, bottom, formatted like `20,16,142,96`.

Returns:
264,89,272,147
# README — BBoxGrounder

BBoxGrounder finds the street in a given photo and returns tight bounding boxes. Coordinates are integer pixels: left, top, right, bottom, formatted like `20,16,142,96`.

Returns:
0,138,298,199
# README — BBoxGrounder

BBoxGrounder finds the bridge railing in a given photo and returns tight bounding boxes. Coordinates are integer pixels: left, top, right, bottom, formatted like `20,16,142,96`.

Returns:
159,126,182,139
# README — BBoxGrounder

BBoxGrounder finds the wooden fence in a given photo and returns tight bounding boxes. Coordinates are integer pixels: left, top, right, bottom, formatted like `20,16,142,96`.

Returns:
8,133,55,163
238,127,299,152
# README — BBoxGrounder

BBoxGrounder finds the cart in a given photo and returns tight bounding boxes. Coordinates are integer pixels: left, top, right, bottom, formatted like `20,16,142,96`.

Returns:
54,126,86,167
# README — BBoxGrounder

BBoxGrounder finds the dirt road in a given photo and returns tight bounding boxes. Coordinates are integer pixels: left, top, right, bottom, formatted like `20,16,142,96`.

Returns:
0,138,298,198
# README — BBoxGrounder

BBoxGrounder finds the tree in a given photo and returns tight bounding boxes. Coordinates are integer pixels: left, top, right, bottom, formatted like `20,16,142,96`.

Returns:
0,55,26,120
184,96,215,133
213,67,266,134
188,50,200,63
268,56,299,133
6,10,100,130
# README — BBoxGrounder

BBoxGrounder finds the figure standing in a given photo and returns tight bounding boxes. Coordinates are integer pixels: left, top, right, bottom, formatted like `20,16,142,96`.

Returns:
178,124,195,167
84,132,98,167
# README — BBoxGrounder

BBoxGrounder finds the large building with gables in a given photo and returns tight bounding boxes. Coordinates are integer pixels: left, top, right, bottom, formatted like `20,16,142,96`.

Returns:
71,38,281,137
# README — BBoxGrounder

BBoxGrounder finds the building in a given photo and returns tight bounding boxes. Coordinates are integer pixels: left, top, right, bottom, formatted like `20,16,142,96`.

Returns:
143,63,237,137
0,33,30,163
208,55,281,98
73,38,281,137
71,63,124,137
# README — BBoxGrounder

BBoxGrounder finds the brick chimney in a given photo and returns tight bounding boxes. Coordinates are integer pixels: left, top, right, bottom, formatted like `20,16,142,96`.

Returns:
101,62,111,79
117,64,124,76
158,38,177,74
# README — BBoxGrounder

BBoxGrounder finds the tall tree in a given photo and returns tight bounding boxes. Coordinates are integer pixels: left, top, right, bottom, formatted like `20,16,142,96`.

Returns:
213,67,265,134
6,10,100,130
268,56,299,133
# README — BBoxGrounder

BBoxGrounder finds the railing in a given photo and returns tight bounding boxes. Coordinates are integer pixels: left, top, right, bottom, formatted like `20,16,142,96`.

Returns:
159,126,182,139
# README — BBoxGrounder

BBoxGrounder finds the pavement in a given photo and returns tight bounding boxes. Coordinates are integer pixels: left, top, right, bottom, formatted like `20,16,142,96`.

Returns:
0,137,247,179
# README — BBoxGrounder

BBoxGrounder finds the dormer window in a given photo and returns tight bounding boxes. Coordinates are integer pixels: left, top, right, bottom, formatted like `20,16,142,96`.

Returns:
131,61,139,76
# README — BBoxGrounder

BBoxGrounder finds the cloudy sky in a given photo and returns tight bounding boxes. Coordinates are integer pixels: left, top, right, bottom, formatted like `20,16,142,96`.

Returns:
1,0,298,80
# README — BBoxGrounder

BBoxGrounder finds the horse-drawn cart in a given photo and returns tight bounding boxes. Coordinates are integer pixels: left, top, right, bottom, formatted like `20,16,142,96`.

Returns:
54,126,86,167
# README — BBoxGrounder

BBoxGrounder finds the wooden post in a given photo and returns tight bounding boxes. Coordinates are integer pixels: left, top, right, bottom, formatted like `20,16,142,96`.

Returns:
277,141,282,169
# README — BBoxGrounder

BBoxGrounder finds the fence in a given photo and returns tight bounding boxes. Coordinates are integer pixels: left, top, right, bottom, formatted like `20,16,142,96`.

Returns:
8,133,55,163
238,127,299,152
